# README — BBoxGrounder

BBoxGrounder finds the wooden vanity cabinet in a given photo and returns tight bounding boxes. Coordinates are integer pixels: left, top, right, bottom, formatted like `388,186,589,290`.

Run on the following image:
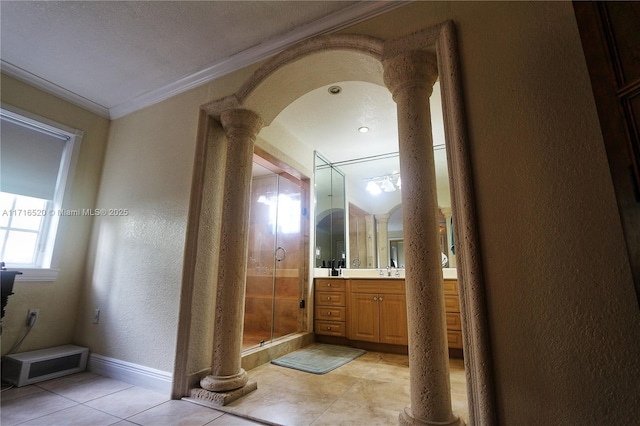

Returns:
314,279,346,337
444,279,463,349
348,279,408,345
314,277,462,353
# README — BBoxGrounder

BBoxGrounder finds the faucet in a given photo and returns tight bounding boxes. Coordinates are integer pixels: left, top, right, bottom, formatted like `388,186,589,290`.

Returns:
387,265,391,277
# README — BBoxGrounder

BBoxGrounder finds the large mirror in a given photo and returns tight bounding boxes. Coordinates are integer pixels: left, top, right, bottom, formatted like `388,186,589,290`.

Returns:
314,153,345,268
277,80,452,271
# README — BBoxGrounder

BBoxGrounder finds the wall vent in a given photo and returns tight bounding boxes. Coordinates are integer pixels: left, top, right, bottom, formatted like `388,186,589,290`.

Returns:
1,345,88,387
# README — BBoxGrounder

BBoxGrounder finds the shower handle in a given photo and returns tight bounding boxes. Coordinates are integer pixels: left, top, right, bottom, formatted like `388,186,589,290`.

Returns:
275,246,287,262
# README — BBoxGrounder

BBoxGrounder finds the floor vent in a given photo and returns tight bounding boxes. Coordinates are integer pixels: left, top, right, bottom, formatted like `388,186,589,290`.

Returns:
1,345,88,387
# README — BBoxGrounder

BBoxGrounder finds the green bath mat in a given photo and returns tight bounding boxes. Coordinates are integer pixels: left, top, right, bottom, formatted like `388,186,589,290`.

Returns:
271,344,366,374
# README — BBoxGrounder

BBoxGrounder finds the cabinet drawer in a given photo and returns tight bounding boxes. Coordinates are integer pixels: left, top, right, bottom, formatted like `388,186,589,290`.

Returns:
447,331,463,349
446,313,462,331
443,279,458,295
444,295,460,313
315,320,346,337
315,306,346,321
316,291,345,306
315,279,345,291
350,279,405,294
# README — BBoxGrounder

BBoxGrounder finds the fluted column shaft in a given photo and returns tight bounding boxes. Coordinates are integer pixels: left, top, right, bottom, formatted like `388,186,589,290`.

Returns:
383,51,463,425
200,109,264,392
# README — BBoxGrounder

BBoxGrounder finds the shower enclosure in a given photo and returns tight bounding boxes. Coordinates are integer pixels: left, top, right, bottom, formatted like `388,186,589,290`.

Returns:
242,163,306,351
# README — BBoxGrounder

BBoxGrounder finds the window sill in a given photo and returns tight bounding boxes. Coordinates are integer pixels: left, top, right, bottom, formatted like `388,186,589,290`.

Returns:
6,268,60,282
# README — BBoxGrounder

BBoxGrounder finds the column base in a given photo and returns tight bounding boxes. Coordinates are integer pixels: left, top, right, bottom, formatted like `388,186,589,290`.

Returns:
399,407,465,426
200,368,248,392
189,380,257,406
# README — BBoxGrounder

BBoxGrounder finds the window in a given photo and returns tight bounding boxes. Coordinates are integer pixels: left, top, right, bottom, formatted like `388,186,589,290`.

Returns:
0,105,83,281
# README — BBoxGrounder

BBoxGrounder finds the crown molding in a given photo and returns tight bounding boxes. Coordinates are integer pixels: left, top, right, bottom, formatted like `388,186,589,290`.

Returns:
1,60,111,119
108,1,411,119
2,1,410,120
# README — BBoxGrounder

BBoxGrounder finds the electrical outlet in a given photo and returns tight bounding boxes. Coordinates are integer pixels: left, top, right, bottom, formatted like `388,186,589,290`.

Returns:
27,309,39,326
93,309,100,324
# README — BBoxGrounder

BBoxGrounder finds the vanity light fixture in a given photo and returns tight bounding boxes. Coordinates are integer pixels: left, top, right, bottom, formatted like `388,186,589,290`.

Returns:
381,176,396,192
364,173,401,195
366,180,382,195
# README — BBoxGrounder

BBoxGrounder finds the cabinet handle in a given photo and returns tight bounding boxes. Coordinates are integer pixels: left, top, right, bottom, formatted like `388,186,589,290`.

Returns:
379,297,384,301
327,326,332,330
373,296,378,301
327,296,331,301
327,283,331,287
327,311,332,316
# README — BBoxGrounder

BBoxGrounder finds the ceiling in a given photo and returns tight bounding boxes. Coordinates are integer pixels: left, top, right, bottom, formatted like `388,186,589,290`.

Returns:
0,1,404,118
0,0,449,226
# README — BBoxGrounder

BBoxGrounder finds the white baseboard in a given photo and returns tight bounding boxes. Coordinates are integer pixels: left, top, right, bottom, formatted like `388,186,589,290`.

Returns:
88,353,173,396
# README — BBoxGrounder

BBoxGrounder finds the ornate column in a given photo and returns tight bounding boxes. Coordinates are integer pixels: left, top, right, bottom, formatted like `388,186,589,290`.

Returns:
375,214,390,269
365,214,376,268
383,51,464,426
195,108,264,405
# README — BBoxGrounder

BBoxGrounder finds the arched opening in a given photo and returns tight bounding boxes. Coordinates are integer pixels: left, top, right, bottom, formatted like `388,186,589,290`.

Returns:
177,22,493,425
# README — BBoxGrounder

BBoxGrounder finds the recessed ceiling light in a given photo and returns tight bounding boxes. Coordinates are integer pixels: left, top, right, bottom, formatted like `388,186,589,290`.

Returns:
358,126,369,133
328,85,342,95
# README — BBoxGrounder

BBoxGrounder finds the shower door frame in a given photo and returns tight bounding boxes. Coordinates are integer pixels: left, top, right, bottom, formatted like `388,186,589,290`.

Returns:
243,151,310,352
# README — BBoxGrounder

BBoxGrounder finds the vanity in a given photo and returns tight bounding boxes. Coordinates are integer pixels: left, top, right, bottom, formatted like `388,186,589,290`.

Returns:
314,273,463,357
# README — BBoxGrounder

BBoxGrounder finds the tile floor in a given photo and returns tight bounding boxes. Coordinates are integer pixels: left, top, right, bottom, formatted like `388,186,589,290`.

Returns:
1,348,468,426
0,372,261,426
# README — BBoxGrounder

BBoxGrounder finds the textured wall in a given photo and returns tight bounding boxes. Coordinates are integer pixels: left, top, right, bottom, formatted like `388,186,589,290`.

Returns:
74,66,259,372
0,74,110,355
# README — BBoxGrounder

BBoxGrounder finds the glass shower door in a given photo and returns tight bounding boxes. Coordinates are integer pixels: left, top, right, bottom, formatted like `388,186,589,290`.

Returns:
243,167,305,351
272,176,303,340
244,173,277,350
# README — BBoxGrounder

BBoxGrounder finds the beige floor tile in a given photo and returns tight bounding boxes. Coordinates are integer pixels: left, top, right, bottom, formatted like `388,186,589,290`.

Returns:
311,398,401,426
0,384,46,402
250,365,357,399
85,385,170,418
127,399,225,425
0,391,78,426
38,376,133,403
338,378,410,412
378,353,410,367
361,361,411,383
207,413,267,425
35,371,99,391
19,403,121,426
1,350,468,426
224,383,336,426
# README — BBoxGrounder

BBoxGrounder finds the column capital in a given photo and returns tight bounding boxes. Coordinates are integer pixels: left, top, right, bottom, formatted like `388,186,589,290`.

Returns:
220,108,264,139
375,213,390,223
382,50,438,101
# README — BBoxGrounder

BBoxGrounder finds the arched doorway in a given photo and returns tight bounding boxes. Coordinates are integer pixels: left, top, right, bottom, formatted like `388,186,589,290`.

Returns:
177,22,494,425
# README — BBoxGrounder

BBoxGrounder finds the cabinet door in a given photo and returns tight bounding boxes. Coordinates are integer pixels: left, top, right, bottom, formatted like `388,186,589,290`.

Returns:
379,294,408,345
348,293,379,342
